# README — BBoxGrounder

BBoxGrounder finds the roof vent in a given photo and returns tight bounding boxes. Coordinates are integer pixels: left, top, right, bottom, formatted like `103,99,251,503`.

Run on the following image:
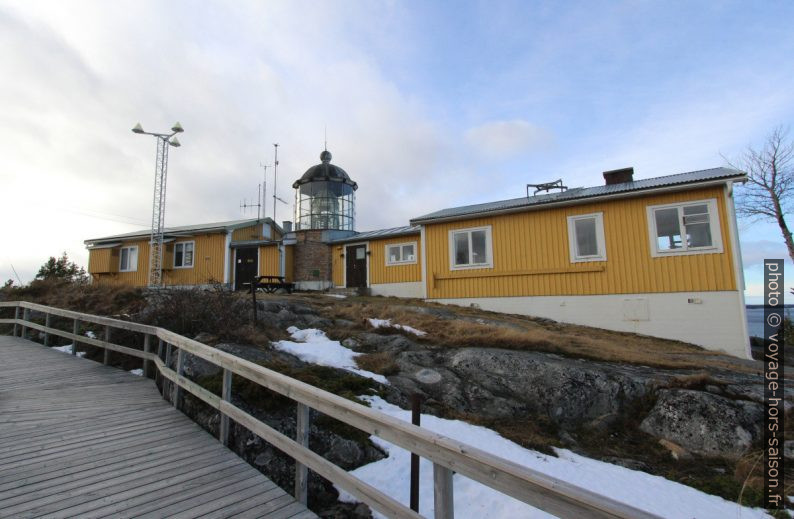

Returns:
526,179,568,197
603,167,634,185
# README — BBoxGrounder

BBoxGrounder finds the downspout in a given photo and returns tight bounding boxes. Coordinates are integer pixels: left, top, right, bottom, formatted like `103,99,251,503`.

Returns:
223,230,233,288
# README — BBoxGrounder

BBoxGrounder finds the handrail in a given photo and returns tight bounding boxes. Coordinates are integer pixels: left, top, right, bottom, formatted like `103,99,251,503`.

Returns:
0,300,660,519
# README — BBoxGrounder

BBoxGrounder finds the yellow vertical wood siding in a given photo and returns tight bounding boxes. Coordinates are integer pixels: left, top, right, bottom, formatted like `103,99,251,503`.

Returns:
91,233,228,287
369,236,422,284
232,224,262,242
87,248,116,273
424,186,736,299
330,236,422,287
232,222,282,242
332,245,344,287
259,244,280,276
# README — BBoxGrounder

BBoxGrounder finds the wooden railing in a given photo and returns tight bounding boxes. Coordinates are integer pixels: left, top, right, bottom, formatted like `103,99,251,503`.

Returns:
0,300,659,519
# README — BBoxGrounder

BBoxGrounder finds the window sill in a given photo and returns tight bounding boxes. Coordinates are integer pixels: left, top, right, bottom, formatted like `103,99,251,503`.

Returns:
386,261,417,267
450,263,493,271
650,246,723,258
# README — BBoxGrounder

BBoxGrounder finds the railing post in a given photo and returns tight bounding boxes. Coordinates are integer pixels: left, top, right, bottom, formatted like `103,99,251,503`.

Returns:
13,306,19,337
143,334,152,378
174,347,185,409
295,402,310,505
21,308,30,339
72,319,80,355
433,463,454,519
43,313,51,346
220,369,233,446
103,325,111,365
163,343,172,401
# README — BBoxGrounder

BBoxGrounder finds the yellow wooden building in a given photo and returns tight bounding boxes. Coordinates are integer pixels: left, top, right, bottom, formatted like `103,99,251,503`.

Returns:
85,218,287,290
85,151,749,358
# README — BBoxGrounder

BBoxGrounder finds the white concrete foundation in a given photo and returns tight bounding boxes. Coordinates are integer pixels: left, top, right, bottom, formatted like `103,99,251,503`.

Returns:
429,291,751,359
295,280,333,291
371,282,424,298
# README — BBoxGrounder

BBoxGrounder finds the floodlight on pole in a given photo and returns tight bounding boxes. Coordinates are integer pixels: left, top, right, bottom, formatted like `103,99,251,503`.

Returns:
132,121,184,288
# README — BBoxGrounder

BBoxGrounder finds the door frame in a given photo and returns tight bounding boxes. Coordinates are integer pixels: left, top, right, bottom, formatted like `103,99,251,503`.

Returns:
233,246,260,290
343,242,369,288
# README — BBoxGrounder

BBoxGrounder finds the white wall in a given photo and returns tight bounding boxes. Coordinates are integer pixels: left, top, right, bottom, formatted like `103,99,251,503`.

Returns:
371,282,424,298
430,291,751,359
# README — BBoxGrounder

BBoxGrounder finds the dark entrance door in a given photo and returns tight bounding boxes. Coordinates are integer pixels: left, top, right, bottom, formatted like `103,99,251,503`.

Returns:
346,245,367,288
234,247,258,291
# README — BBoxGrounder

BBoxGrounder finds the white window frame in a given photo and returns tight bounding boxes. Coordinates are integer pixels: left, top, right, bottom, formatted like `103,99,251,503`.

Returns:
448,225,493,270
646,198,723,257
385,241,418,266
119,246,138,272
567,212,607,263
174,240,195,269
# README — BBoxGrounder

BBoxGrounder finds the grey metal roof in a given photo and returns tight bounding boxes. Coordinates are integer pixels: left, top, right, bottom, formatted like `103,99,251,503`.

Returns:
328,225,420,244
410,167,745,224
85,218,278,244
292,150,358,190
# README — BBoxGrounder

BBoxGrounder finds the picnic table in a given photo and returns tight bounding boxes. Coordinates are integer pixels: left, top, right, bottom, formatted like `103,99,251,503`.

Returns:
248,275,295,294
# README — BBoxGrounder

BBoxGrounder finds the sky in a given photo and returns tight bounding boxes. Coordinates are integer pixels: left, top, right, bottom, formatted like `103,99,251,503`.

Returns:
1,0,793,303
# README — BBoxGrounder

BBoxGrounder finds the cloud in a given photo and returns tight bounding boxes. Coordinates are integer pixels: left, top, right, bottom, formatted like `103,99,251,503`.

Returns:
465,120,553,158
740,239,790,269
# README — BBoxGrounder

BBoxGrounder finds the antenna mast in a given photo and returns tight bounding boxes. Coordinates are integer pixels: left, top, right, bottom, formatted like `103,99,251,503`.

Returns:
259,162,269,221
273,143,279,223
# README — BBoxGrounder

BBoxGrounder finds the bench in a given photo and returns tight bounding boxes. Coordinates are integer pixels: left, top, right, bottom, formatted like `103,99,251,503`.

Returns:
249,275,295,294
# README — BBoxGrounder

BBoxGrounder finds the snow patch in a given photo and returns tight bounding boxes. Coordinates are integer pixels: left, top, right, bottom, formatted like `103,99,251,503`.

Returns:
85,330,96,339
129,368,143,376
323,294,347,299
368,318,426,336
337,396,771,519
51,344,86,358
273,327,388,384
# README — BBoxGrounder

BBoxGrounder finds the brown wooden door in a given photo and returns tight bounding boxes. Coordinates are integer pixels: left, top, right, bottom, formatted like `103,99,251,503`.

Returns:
234,247,258,291
346,245,367,288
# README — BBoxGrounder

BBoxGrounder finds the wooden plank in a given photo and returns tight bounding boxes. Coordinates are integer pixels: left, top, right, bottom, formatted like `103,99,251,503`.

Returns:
433,463,454,519
221,368,233,446
220,400,421,519
14,301,159,334
143,333,152,377
103,325,111,365
295,402,310,504
113,466,264,518
0,336,314,519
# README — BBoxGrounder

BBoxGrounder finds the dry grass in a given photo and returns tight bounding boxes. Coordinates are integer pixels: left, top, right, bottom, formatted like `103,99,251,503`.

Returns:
324,298,762,372
354,351,399,376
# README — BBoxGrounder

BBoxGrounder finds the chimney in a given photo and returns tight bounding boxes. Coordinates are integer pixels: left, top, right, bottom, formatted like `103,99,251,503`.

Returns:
282,220,293,233
603,167,634,185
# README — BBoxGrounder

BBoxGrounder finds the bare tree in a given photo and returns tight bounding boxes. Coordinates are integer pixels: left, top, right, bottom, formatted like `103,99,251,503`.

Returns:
727,126,794,263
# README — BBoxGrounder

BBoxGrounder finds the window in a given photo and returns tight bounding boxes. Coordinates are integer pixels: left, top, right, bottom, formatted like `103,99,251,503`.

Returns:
174,241,195,268
119,246,138,272
567,213,606,262
386,242,417,265
449,226,492,269
647,199,723,256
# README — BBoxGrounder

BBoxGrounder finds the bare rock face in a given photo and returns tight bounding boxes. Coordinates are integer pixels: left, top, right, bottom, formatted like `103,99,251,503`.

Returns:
639,389,763,459
388,346,653,427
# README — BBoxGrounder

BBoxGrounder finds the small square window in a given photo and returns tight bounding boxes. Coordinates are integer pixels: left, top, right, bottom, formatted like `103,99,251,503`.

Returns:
385,242,417,265
119,246,138,272
449,226,493,270
567,213,606,262
647,199,722,257
174,241,195,268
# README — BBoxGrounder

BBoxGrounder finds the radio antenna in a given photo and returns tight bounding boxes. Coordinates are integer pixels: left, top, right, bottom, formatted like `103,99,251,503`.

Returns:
273,143,279,223
259,162,269,220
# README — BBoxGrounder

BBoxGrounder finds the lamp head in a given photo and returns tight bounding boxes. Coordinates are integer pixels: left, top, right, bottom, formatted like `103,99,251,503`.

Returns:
168,136,181,147
132,123,144,134
171,122,184,133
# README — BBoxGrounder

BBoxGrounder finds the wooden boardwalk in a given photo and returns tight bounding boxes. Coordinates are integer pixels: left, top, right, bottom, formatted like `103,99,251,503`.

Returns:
0,336,316,519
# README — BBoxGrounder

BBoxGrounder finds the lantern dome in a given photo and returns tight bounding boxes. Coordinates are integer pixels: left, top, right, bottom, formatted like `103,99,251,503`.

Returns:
293,150,357,231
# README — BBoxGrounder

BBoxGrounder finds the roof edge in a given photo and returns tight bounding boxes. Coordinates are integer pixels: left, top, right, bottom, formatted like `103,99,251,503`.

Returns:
410,175,746,226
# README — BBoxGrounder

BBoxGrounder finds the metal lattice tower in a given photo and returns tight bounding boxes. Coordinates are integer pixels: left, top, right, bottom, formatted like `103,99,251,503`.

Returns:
132,122,183,288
